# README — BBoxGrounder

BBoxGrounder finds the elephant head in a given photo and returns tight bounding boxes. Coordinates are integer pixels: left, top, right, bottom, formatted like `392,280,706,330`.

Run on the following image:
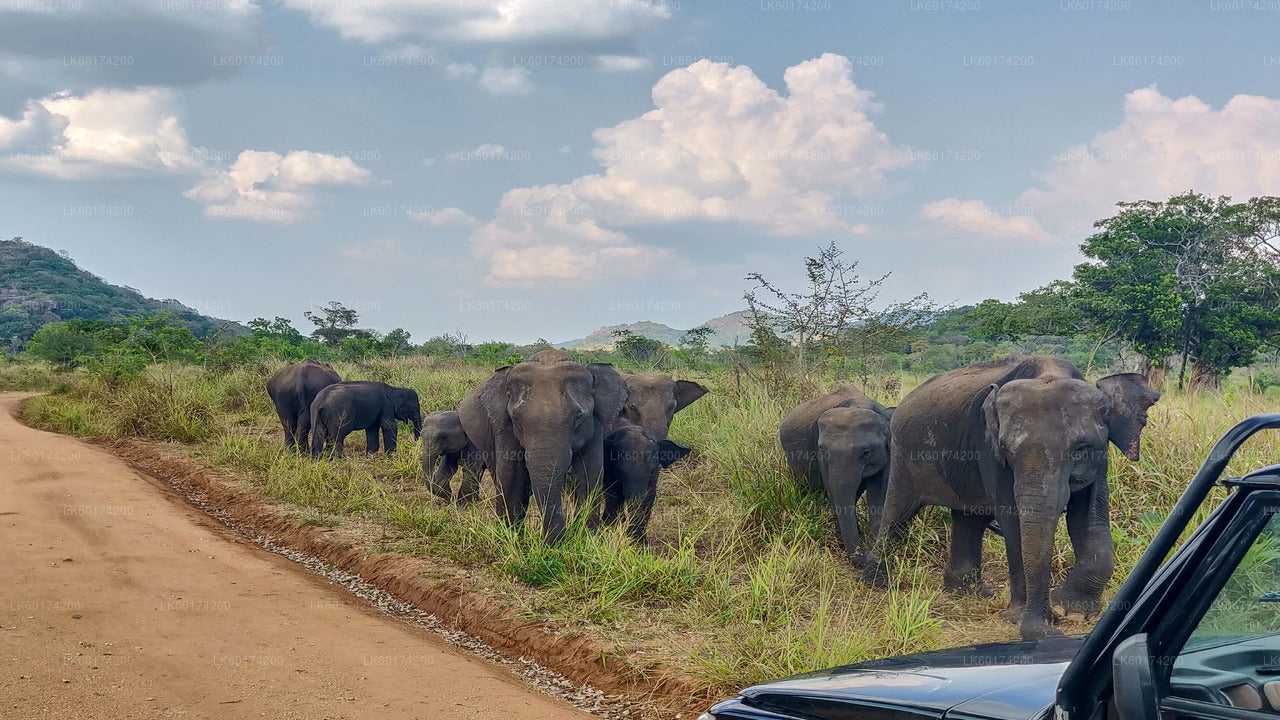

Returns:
389,386,422,440
484,352,628,542
617,372,708,441
816,402,893,559
979,373,1160,495
422,410,468,456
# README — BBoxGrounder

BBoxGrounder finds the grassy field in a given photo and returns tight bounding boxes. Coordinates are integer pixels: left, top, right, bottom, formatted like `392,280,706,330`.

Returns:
9,357,1280,689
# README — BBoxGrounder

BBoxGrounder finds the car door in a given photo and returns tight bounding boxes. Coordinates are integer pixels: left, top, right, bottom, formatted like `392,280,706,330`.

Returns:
1141,489,1280,720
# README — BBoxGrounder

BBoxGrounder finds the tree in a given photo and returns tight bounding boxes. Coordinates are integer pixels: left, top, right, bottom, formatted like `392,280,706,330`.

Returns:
745,242,942,375
1074,192,1280,390
25,321,98,367
304,301,360,348
378,328,413,356
612,329,668,367
678,326,715,366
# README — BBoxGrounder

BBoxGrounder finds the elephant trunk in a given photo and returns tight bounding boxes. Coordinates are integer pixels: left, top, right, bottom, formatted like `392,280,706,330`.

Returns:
1012,466,1070,636
820,449,870,561
523,442,573,544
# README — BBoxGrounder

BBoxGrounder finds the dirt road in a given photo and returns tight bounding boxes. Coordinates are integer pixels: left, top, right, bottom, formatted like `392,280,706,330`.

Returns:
0,393,595,720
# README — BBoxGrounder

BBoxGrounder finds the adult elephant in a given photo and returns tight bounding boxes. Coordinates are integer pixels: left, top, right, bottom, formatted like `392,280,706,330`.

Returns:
615,372,708,441
459,349,627,543
266,360,340,452
863,355,1161,639
779,385,893,564
310,381,422,458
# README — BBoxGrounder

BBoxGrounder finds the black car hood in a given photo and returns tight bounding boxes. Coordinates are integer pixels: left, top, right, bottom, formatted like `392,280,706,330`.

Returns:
738,636,1084,720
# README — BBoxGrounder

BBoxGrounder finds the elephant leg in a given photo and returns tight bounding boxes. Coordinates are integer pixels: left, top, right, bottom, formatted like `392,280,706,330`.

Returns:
625,476,657,545
862,471,888,544
492,439,530,528
574,443,604,530
862,478,922,588
945,510,994,597
601,471,624,527
1010,481,1067,638
995,503,1026,623
294,409,311,452
333,428,349,459
455,451,483,505
428,453,458,500
381,419,398,454
1051,480,1113,618
309,419,326,459
366,426,380,454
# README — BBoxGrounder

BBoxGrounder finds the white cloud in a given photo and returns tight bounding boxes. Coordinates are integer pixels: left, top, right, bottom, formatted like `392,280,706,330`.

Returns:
925,86,1280,244
920,198,1052,243
597,55,651,72
444,62,478,81
278,0,671,46
479,66,534,96
468,54,914,286
409,207,479,228
185,150,372,224
0,88,203,179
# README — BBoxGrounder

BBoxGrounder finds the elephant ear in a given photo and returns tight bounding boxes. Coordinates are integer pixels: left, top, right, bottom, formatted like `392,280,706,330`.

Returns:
588,364,629,426
673,380,709,413
974,383,1004,503
480,367,515,432
656,440,691,467
1096,373,1161,461
880,406,895,423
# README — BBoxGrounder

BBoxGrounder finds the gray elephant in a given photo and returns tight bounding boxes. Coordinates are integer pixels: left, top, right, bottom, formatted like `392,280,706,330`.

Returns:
266,360,340,452
458,349,627,543
863,355,1161,639
615,372,708,441
602,425,690,544
420,410,485,503
310,381,422,459
779,385,893,564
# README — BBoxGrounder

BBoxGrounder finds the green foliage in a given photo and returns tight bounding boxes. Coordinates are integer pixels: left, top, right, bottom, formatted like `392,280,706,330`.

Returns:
611,329,669,367
1074,192,1280,387
0,237,239,344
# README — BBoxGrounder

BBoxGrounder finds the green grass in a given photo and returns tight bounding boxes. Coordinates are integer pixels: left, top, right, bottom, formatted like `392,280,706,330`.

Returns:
14,358,1280,689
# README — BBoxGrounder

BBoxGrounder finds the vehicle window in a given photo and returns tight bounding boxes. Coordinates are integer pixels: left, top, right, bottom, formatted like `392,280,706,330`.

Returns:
1170,514,1280,711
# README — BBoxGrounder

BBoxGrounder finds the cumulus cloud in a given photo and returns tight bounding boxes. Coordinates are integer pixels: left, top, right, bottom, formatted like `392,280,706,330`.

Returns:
185,150,372,224
924,86,1280,244
467,54,914,286
409,207,479,228
0,88,203,178
920,198,1052,243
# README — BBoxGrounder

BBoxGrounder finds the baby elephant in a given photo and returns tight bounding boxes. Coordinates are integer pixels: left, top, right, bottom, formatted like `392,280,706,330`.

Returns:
602,425,690,544
420,410,485,503
310,381,422,458
779,385,893,565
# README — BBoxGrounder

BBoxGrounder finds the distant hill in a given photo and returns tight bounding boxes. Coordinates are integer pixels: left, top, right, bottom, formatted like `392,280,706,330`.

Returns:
0,238,244,348
558,310,755,350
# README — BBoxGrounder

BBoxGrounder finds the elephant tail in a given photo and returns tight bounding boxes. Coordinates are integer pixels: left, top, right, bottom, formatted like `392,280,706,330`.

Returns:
310,402,326,457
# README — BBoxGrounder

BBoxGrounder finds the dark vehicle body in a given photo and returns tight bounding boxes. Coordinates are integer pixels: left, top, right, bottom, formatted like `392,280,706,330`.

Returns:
706,415,1280,720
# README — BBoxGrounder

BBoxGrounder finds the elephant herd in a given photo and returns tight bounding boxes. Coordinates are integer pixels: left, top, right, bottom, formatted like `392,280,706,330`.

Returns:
266,349,705,544
268,351,1161,639
781,354,1161,638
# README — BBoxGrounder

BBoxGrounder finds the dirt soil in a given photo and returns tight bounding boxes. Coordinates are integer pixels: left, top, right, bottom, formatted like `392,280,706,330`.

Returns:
0,392,657,719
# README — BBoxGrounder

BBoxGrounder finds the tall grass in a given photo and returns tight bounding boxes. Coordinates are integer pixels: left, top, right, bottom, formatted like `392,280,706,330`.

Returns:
15,359,1280,688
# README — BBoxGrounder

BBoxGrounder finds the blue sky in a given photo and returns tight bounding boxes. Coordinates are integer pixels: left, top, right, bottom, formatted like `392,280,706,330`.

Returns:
2,0,1279,343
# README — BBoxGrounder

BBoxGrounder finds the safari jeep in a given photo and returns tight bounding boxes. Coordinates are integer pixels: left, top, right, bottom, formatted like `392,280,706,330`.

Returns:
703,414,1280,720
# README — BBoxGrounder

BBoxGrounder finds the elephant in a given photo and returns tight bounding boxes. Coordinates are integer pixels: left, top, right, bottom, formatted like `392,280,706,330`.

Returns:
615,372,708,441
779,385,893,564
266,360,340,452
862,355,1161,639
420,410,485,503
309,381,422,459
458,348,628,543
602,425,690,544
